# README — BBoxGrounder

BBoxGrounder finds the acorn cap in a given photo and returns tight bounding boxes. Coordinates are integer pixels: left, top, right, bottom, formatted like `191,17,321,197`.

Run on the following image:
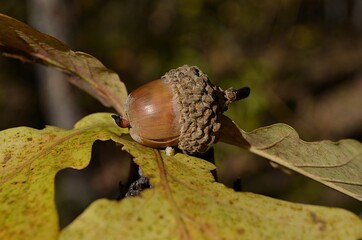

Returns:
162,65,249,154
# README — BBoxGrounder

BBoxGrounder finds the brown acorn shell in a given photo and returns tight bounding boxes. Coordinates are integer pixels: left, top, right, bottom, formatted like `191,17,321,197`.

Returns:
125,79,181,147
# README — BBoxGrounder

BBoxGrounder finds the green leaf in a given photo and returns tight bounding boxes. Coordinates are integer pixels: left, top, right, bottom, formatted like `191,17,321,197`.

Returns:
220,115,362,202
61,140,362,239
0,13,127,116
0,113,127,240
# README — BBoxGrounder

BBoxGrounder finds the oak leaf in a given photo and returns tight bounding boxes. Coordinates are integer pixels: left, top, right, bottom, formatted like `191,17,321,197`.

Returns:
221,115,362,202
0,13,127,116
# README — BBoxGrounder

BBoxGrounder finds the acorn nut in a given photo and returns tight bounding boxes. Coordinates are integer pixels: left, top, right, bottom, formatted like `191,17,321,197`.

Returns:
112,65,250,154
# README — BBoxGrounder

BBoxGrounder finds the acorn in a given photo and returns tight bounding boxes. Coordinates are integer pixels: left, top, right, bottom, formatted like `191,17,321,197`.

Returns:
112,65,250,154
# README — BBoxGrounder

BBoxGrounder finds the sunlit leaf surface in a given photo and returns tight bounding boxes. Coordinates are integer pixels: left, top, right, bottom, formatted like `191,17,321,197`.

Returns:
61,126,362,240
0,113,127,240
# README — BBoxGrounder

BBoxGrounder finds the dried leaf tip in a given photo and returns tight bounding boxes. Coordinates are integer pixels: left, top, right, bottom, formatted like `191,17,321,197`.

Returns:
112,114,130,128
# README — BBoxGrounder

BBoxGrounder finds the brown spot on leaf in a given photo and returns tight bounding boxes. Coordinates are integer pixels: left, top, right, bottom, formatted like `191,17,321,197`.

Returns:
237,228,245,235
27,137,32,141
2,153,11,164
310,211,326,231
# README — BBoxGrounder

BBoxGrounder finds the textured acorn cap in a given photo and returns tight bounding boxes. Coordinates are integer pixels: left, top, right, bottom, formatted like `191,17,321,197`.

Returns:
162,65,245,154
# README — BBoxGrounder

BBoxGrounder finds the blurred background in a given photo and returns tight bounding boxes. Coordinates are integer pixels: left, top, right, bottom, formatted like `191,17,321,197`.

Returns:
1,0,361,227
